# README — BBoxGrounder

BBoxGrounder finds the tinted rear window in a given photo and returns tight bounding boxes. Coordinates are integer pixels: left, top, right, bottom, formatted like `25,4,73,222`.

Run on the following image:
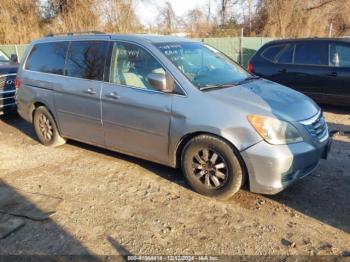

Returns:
261,45,286,62
294,42,329,65
25,42,68,74
65,41,108,81
277,44,294,64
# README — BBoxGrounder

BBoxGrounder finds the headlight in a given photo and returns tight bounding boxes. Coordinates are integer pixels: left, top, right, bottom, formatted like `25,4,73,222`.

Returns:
247,115,303,145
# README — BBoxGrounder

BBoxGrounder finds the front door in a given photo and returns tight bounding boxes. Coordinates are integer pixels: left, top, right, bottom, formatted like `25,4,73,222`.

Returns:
276,41,329,103
101,41,173,164
54,40,109,145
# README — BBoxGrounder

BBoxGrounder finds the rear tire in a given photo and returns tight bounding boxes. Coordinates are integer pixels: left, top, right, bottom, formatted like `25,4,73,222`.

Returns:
181,135,245,200
33,106,66,147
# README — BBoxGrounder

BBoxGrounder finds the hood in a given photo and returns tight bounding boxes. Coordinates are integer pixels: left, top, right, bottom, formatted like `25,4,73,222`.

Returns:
0,62,18,75
207,78,319,122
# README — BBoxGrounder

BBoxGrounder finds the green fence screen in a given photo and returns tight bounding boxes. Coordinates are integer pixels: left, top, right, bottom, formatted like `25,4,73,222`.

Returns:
0,45,28,61
199,37,277,67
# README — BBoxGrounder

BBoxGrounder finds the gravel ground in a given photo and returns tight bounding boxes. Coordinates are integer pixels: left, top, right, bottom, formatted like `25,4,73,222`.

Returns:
0,106,349,257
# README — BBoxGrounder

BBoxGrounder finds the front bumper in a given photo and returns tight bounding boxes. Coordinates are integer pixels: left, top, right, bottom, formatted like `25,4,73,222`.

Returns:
241,138,331,195
0,90,16,115
0,74,17,115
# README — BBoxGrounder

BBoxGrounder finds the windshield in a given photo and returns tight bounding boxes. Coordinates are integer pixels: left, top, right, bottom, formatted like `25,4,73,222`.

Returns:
155,42,251,90
0,51,9,63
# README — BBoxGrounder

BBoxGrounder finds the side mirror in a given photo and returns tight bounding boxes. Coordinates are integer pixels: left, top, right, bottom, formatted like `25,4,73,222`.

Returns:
147,72,175,93
10,54,18,63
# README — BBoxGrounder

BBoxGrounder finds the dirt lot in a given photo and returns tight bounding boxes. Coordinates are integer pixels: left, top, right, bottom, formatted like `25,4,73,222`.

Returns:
0,106,349,257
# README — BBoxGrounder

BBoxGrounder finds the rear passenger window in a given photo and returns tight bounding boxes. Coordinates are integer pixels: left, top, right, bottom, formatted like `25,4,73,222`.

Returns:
294,42,328,66
330,43,350,67
277,44,294,64
25,42,68,74
65,41,108,81
261,45,285,62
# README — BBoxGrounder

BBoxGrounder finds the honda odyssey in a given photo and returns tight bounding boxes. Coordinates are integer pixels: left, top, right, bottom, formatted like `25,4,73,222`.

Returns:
16,33,331,199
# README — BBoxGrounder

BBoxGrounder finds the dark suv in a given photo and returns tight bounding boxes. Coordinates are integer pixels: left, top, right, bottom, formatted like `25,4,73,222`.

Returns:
248,38,350,106
0,51,18,115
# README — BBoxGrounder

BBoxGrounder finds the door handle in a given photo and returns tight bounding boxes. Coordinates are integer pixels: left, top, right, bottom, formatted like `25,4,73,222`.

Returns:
278,68,287,73
106,92,120,99
327,72,338,77
83,88,97,95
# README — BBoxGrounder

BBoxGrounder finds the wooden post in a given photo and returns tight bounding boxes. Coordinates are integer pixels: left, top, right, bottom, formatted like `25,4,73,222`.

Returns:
240,28,244,65
329,22,333,37
15,45,19,60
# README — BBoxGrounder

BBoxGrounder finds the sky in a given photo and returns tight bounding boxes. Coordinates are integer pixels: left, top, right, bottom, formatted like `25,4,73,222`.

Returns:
135,0,216,26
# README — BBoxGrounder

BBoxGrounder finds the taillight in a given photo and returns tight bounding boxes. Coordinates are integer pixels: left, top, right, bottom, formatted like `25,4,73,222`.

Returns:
15,77,21,89
247,63,254,73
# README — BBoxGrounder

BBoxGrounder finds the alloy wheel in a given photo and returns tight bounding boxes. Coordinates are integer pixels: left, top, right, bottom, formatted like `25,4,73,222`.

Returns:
191,148,228,189
38,114,53,142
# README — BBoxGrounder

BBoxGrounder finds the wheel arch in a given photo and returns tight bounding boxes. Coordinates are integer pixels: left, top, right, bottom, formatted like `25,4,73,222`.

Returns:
176,132,246,171
31,101,45,121
174,131,250,187
31,101,63,135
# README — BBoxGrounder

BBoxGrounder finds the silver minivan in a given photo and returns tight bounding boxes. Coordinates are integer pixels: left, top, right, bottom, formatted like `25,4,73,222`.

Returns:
16,33,331,199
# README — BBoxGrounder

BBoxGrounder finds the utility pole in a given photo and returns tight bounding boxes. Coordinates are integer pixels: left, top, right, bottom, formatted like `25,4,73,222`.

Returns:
221,0,227,25
240,27,244,65
206,0,211,22
329,22,333,37
247,0,252,34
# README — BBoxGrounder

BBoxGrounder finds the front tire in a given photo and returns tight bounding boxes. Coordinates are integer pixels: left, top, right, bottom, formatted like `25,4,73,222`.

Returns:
181,135,245,199
33,106,66,147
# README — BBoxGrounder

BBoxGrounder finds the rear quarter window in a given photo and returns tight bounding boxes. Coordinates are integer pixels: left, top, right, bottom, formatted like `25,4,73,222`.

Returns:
294,42,329,66
25,42,68,75
261,45,286,62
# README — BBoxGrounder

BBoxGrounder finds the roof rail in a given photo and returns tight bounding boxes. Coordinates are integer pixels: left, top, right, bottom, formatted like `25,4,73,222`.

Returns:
45,31,105,37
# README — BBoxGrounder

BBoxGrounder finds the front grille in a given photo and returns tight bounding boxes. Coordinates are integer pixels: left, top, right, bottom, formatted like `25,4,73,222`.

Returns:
301,112,328,142
0,74,16,90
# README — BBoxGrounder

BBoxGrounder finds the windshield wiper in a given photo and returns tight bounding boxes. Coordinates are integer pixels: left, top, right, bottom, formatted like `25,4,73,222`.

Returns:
199,82,237,91
199,76,260,91
236,75,260,85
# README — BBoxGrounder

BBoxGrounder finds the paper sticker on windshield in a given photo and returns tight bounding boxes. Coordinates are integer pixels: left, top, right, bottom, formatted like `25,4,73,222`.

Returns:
157,44,182,50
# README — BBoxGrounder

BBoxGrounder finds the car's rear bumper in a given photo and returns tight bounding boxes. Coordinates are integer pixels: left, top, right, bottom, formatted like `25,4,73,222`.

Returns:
241,138,331,195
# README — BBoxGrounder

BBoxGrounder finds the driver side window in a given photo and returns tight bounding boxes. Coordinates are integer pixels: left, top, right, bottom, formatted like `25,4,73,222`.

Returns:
110,42,166,90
